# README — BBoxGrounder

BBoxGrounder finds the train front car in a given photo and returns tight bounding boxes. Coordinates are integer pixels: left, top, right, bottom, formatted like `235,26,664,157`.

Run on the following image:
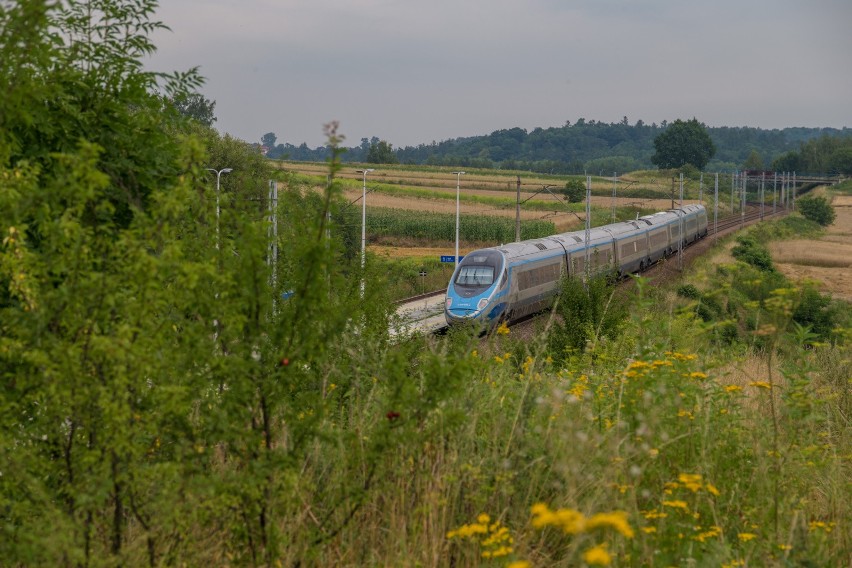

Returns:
445,249,508,326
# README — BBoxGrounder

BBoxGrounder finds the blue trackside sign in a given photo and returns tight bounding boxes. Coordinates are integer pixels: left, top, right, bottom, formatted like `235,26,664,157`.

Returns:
441,255,463,263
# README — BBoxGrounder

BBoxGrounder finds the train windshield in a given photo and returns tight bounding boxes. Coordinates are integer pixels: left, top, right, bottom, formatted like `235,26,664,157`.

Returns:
454,251,502,288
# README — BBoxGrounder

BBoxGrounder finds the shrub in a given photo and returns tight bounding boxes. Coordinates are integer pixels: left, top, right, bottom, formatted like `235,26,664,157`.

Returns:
676,284,700,299
547,272,628,361
731,236,775,272
563,178,585,203
796,196,836,226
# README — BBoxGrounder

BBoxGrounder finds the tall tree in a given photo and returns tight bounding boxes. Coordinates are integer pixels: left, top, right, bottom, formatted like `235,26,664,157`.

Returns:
261,132,277,147
172,92,217,126
743,149,765,171
366,140,399,164
650,118,716,170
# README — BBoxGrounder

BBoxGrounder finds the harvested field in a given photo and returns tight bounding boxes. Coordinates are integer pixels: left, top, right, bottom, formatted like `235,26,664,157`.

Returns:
767,193,852,301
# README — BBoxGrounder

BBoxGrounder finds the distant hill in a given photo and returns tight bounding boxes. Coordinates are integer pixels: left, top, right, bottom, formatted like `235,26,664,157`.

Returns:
267,121,852,174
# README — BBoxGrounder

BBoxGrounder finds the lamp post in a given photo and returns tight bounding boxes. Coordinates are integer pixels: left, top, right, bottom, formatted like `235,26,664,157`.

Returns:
452,171,465,268
205,167,233,250
356,168,374,295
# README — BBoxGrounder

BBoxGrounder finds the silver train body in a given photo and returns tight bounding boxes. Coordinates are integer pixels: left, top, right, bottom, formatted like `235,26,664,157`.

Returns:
444,204,708,326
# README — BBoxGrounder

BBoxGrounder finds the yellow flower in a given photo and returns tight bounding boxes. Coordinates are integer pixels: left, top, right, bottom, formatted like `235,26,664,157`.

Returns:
508,562,532,568
585,511,635,539
737,532,757,542
706,484,720,496
748,381,772,389
496,322,510,335
662,500,689,511
642,526,657,534
678,473,703,492
477,513,491,524
689,372,708,380
778,544,792,551
582,543,612,566
724,385,743,393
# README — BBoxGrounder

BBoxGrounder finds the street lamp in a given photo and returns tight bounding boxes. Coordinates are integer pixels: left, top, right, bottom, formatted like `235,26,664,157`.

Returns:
205,167,233,249
452,171,465,268
356,168,374,295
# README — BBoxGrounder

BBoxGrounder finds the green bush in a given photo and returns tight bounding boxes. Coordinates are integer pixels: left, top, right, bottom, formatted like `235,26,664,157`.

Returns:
563,178,585,203
796,196,836,226
731,236,775,272
547,272,628,361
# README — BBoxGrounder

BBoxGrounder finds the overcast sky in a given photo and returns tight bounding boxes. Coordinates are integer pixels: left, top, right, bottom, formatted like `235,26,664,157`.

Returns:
146,0,852,149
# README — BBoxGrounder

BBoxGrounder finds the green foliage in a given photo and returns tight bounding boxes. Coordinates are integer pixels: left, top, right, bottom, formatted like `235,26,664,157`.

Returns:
368,208,555,244
743,149,765,170
676,283,700,299
651,118,716,170
171,92,217,126
547,272,628,362
731,236,775,272
366,139,400,164
562,177,585,203
261,131,277,147
3,2,850,566
796,196,836,226
769,134,852,175
0,0,203,229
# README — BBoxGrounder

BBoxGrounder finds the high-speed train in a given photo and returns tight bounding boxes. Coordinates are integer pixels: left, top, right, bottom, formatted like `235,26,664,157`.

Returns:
445,204,708,326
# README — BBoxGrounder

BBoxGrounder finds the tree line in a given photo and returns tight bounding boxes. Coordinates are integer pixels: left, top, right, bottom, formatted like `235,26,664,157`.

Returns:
263,120,852,175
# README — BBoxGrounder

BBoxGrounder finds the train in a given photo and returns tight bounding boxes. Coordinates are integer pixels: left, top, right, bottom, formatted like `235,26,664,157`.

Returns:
444,204,708,327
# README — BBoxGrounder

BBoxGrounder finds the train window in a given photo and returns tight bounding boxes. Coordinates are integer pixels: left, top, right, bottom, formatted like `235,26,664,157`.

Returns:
455,266,494,286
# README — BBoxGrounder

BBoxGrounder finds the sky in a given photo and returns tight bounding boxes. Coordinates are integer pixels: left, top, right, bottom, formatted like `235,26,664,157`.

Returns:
146,0,852,149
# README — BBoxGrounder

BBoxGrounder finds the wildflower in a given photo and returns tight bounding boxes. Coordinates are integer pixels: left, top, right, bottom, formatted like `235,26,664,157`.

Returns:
724,385,743,393
778,544,792,551
582,543,612,566
737,532,757,542
748,381,772,389
662,500,689,511
386,411,400,421
586,511,635,538
693,526,722,542
705,484,720,496
808,520,834,532
279,357,290,367
496,321,510,335
678,473,703,492
531,503,586,534
508,562,532,568
648,448,660,458
641,509,667,520
642,526,657,534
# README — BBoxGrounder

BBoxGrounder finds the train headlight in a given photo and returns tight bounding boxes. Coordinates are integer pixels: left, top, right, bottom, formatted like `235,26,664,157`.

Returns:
445,298,452,308
477,298,489,311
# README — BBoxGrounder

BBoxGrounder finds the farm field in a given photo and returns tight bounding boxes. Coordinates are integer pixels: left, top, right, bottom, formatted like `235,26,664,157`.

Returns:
278,160,706,255
767,194,852,301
